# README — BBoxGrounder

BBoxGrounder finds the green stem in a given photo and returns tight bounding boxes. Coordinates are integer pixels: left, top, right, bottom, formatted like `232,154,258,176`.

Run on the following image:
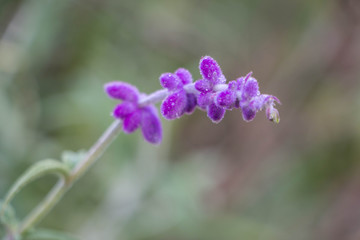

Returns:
18,119,123,235
19,179,67,234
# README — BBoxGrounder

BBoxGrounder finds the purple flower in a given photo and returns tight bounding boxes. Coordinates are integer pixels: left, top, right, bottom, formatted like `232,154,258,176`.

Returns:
199,56,226,85
195,56,227,123
265,98,280,123
236,73,280,122
159,68,197,120
104,82,162,144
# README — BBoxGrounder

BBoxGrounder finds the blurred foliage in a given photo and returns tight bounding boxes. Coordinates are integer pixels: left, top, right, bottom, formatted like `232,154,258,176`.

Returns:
1,0,360,239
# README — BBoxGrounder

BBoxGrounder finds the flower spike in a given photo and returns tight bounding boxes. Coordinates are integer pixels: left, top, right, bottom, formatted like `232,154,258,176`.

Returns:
104,56,280,144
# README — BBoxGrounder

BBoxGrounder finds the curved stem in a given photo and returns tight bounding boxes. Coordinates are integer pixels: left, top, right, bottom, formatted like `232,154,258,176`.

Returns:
19,179,67,234
0,159,70,218
18,120,123,234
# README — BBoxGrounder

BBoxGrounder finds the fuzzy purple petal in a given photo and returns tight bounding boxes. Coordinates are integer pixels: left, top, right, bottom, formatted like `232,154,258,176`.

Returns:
113,102,137,119
160,90,187,120
250,97,265,111
185,93,197,114
249,95,281,112
243,77,259,98
236,77,245,90
195,79,212,93
241,105,256,122
104,82,139,102
255,94,280,111
197,92,213,108
123,110,142,133
175,68,193,85
215,89,236,108
244,72,253,82
228,80,238,90
199,56,226,84
141,106,162,144
263,95,281,105
207,103,225,123
273,96,281,105
159,73,182,90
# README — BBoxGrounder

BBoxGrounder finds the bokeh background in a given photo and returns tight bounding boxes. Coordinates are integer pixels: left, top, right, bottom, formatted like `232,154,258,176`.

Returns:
1,0,360,239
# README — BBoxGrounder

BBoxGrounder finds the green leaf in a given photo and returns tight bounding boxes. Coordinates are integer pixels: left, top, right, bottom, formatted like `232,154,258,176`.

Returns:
0,200,19,240
24,228,79,240
0,200,17,227
0,159,71,221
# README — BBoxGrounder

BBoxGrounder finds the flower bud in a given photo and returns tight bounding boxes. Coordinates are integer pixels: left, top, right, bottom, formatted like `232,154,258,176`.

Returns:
266,105,280,123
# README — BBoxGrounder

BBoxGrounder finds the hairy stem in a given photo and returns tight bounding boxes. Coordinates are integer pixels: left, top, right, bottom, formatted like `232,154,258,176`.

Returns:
138,89,168,107
19,119,123,234
69,120,123,181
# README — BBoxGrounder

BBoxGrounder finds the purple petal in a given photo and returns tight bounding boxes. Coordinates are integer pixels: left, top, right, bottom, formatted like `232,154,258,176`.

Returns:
199,56,226,84
228,80,238,90
236,77,245,90
160,90,187,120
215,89,236,108
273,96,281,104
197,92,213,108
207,103,225,123
185,93,197,114
175,68,193,85
195,79,212,93
113,102,137,119
243,77,259,98
263,95,281,105
244,71,253,82
249,94,280,112
249,97,264,111
159,73,182,90
141,106,162,144
241,105,256,122
104,82,139,102
123,110,142,133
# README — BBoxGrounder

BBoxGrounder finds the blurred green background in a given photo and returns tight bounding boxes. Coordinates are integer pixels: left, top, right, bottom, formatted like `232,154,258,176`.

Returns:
1,0,360,239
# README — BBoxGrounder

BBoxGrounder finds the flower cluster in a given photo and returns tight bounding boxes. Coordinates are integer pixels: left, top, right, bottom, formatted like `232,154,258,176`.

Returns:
159,68,197,120
105,56,280,144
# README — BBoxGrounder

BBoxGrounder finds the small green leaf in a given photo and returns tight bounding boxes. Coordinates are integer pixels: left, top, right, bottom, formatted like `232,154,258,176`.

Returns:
0,200,19,239
0,159,71,221
24,228,79,240
0,200,17,227
61,150,87,170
